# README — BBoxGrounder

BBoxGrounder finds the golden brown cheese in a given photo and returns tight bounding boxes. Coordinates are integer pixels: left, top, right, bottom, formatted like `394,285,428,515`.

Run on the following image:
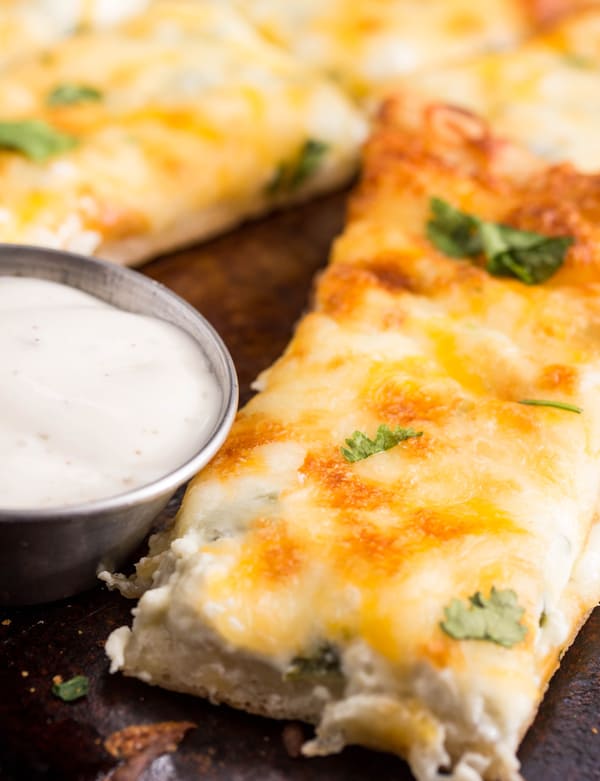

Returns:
105,100,600,781
404,7,600,171
0,0,365,264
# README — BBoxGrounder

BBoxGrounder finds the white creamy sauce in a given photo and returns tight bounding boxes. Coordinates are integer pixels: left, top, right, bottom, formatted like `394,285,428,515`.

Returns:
0,276,221,509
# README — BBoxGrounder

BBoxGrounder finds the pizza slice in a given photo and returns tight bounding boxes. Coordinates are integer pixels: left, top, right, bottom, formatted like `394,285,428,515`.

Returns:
403,6,600,171
0,0,149,70
104,98,600,781
231,0,593,100
0,0,365,264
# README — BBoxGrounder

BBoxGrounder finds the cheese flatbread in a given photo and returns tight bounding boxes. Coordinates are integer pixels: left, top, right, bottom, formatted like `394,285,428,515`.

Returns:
232,0,593,99
404,7,600,171
105,100,600,781
1,1,597,264
0,0,365,264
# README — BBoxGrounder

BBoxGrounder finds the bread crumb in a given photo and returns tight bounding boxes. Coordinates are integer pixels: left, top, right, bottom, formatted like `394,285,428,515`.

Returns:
282,723,304,758
105,721,196,760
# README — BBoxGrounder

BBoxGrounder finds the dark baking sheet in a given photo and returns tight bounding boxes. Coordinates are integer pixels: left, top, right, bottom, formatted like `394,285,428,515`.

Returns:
1,194,598,781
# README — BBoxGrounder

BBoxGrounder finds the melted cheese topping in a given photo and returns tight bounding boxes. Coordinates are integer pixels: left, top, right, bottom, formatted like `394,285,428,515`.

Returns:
0,0,149,70
0,0,365,263
406,7,600,171
233,0,544,98
107,102,600,780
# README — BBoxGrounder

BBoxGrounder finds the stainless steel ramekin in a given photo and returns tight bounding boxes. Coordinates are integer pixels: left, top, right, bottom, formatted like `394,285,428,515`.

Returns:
0,244,238,605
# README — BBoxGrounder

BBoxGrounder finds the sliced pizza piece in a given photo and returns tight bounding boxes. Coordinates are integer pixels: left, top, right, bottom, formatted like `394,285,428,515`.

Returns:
0,0,365,264
404,6,600,171
231,0,593,99
104,100,600,781
0,0,149,70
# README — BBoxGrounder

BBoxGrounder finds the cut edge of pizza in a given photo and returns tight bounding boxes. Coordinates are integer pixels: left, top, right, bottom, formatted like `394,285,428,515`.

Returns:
103,98,600,781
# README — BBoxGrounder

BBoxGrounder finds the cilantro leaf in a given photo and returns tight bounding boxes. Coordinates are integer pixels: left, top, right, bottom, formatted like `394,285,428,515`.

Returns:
47,83,102,106
289,139,329,189
284,643,342,680
267,139,328,195
441,587,527,648
426,197,482,258
341,424,423,463
479,222,573,285
0,120,78,162
562,53,594,69
518,398,582,414
426,197,572,285
51,674,89,702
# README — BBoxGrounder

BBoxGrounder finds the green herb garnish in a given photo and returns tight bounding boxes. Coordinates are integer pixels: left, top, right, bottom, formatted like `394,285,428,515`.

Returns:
51,674,89,702
440,587,527,648
341,424,423,463
479,222,573,285
284,643,342,680
47,83,102,106
0,120,77,162
427,197,482,258
562,53,594,69
518,399,582,414
427,197,573,285
267,139,328,195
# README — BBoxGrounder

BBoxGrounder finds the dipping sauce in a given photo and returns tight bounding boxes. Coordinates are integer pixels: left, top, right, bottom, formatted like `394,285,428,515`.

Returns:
0,276,222,509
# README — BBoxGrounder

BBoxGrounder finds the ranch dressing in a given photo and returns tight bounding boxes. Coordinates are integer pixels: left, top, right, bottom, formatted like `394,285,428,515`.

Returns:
0,276,221,509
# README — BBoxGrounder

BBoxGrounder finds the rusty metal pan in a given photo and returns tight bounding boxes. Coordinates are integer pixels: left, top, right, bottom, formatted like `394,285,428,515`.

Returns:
0,195,598,781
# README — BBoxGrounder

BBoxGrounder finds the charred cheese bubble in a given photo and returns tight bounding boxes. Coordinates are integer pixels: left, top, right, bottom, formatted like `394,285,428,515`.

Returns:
104,100,600,781
405,7,600,171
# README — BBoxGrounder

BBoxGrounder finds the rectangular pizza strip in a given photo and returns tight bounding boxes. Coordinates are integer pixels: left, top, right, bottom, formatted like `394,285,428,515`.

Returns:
402,6,600,171
104,99,600,781
0,0,366,264
231,0,597,100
